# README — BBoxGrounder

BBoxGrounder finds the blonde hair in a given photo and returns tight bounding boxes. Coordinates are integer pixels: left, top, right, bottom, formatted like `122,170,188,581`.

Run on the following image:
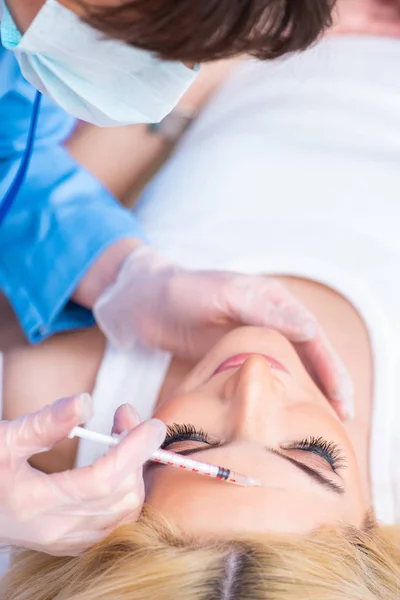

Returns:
1,509,400,600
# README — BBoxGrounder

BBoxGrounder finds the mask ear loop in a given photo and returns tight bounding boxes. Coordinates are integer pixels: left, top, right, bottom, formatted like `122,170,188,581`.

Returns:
0,90,42,227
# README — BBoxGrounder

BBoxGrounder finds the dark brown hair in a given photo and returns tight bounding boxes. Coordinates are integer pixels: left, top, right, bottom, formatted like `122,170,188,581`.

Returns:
78,0,336,64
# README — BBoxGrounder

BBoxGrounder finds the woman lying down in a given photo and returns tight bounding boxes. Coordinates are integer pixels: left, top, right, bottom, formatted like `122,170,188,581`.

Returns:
3,11,400,600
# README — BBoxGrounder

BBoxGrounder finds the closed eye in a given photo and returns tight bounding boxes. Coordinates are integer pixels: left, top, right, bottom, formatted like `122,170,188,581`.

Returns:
161,422,221,451
268,449,345,495
162,444,345,495
161,424,345,495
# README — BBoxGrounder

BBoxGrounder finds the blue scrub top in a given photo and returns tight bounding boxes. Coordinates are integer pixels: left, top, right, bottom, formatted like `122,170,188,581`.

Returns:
0,44,145,343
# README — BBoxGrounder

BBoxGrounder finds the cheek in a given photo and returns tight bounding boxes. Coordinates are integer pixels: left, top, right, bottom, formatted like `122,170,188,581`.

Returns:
144,470,357,537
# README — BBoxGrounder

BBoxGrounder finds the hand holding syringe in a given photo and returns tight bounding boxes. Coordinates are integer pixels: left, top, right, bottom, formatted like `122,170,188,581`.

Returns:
69,426,261,487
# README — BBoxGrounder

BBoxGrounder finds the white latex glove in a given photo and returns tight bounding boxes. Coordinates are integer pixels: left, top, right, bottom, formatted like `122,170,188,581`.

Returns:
0,394,166,556
94,246,354,419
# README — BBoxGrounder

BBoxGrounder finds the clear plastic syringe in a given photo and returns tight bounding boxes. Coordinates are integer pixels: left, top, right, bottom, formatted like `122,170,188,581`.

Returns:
69,426,261,487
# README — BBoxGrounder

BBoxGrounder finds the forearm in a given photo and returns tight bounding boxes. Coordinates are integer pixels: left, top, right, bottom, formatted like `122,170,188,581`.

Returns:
65,123,170,202
72,237,143,309
0,145,145,343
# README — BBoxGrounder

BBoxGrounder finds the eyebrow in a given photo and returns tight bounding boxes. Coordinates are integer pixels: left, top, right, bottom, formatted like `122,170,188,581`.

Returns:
165,445,344,496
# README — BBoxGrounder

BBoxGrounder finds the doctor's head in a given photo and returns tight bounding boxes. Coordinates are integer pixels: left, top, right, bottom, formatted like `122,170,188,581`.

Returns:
4,0,336,127
12,0,335,63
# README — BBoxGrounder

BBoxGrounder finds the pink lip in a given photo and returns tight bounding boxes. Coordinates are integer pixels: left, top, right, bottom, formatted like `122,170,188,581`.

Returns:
212,353,289,376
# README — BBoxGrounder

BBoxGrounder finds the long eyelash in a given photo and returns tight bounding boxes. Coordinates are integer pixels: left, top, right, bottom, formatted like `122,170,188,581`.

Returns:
162,427,346,473
282,436,347,471
162,423,214,449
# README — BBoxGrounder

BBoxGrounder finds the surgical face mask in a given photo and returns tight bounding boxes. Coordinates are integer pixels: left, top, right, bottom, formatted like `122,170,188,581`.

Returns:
0,0,197,127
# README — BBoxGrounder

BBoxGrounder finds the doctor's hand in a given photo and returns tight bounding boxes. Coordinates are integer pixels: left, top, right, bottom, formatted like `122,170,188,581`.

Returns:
94,246,354,420
0,394,166,556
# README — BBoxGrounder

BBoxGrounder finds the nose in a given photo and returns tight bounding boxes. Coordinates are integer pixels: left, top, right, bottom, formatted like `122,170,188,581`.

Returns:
220,355,286,440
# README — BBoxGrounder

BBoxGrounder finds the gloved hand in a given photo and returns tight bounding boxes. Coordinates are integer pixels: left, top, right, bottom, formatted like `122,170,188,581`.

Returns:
94,246,354,420
0,394,166,556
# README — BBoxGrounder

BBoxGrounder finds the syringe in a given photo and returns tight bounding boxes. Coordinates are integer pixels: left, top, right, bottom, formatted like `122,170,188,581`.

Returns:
69,426,261,487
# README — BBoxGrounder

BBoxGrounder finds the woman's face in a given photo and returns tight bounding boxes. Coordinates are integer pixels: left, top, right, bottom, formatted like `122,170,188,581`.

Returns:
145,327,367,538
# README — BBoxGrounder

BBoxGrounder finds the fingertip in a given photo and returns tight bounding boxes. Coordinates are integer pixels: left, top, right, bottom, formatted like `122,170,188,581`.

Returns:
329,373,355,421
341,397,356,421
53,393,93,424
302,320,317,340
112,404,140,435
146,418,167,444
76,393,94,424
334,374,355,421
118,404,140,420
329,399,347,422
290,315,316,341
118,418,166,454
106,418,166,474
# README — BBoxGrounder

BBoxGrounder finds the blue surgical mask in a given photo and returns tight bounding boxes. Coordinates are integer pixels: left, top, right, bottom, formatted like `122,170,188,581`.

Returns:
0,0,197,127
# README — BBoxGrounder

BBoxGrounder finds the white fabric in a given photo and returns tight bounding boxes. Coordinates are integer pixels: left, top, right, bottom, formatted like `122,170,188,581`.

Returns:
134,36,400,525
75,341,170,468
